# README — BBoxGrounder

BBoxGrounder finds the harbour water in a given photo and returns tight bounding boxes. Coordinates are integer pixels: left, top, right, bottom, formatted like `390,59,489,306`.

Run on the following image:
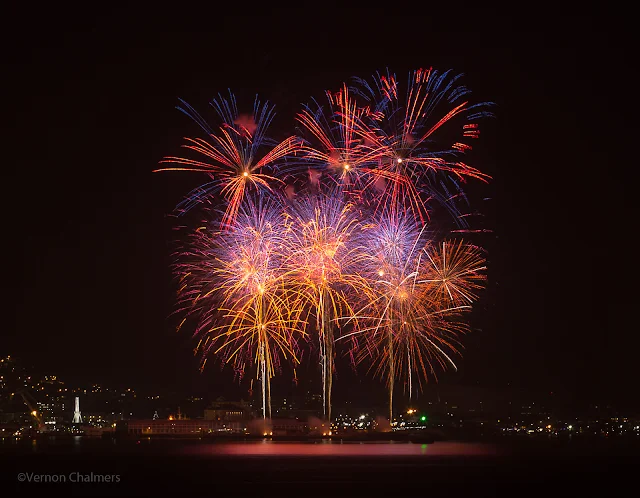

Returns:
2,437,638,496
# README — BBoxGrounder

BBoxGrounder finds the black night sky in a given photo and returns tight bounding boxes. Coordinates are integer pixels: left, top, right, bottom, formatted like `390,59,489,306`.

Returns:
3,10,637,411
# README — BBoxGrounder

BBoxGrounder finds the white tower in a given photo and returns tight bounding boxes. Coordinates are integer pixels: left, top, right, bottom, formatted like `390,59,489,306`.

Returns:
72,396,82,424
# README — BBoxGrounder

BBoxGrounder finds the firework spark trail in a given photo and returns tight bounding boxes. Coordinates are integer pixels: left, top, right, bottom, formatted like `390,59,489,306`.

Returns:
422,240,487,306
296,84,391,200
174,194,307,419
155,92,302,226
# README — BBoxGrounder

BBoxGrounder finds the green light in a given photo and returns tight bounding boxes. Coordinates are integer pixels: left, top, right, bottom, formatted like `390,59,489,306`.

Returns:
420,416,426,422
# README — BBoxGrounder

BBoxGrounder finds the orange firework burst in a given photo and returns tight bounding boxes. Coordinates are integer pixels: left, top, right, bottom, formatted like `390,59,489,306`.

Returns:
422,240,487,306
283,188,370,421
337,205,486,420
175,194,307,419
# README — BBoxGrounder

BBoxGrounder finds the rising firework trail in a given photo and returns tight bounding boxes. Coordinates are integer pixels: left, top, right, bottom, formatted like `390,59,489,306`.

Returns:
337,204,486,420
337,203,429,420
284,188,369,422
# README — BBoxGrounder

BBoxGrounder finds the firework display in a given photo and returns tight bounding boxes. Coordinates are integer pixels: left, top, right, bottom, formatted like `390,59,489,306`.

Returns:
159,68,491,421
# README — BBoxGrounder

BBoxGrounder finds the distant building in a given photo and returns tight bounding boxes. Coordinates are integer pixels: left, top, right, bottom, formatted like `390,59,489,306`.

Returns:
204,399,253,421
124,419,246,435
83,412,113,427
270,418,308,435
83,426,114,437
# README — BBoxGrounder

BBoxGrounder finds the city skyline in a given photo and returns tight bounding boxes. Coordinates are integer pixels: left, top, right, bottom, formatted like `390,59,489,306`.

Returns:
4,352,639,445
2,354,635,420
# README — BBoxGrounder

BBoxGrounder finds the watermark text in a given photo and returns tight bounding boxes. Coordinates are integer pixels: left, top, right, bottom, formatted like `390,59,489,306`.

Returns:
17,472,120,483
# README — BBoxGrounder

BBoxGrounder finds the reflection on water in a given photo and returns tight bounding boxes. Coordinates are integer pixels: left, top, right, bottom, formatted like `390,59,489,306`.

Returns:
180,441,501,457
2,438,506,459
